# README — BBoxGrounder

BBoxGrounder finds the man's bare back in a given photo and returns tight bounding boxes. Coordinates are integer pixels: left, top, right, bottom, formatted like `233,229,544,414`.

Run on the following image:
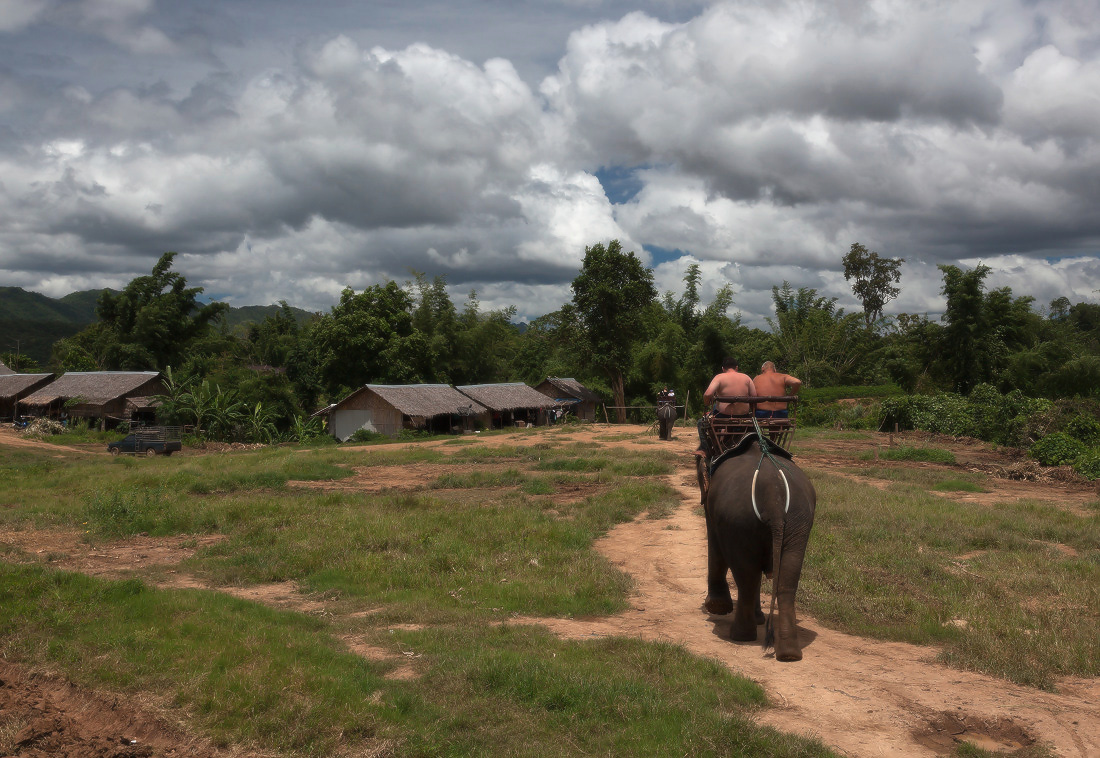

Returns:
704,368,757,415
752,362,801,411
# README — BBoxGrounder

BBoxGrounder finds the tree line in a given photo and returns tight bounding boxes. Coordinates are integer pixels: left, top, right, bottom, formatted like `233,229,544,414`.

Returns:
9,243,1099,439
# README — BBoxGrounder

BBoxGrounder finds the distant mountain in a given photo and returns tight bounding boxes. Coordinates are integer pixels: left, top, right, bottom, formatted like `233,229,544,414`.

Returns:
0,286,111,323
0,287,317,364
218,303,317,333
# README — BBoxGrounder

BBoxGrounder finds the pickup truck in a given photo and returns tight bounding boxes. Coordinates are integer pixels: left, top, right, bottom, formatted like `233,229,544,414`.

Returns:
107,426,182,457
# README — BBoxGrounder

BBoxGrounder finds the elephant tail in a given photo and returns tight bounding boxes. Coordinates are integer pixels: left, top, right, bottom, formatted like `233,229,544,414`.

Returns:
762,467,788,654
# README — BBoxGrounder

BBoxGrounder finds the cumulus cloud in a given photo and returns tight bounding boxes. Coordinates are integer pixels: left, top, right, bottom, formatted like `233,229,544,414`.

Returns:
0,0,1098,325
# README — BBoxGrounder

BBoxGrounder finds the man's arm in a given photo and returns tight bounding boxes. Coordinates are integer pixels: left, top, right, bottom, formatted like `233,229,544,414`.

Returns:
703,376,720,406
784,375,802,394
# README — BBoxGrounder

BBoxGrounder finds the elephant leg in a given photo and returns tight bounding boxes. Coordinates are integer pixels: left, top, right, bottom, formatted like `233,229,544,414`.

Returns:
773,540,808,662
729,567,762,642
703,523,733,615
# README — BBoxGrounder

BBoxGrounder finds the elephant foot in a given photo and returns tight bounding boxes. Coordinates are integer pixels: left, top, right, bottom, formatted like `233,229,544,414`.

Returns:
704,594,733,615
730,616,758,642
775,645,803,662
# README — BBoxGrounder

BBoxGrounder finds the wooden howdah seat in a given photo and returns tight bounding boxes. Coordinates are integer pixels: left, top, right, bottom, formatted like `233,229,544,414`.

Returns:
702,395,798,458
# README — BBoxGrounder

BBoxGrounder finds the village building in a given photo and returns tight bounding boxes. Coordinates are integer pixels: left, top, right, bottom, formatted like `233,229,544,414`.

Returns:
0,373,56,422
534,377,602,422
18,371,164,429
456,383,558,429
0,360,14,376
326,384,487,441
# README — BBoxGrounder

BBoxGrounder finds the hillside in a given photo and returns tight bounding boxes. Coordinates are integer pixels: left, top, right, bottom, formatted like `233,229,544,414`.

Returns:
0,288,315,365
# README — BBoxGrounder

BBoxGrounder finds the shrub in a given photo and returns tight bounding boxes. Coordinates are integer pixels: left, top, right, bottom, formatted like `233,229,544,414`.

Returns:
1064,414,1100,446
1073,448,1100,480
1029,433,1086,467
348,428,387,443
878,393,975,437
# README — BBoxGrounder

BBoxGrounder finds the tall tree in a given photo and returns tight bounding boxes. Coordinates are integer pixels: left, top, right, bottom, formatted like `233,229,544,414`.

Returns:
842,243,904,330
938,263,991,393
65,252,228,370
310,281,420,396
569,240,657,419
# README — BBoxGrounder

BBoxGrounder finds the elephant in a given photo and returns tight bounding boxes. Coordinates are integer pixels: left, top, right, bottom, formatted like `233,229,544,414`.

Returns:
657,402,677,440
701,435,816,661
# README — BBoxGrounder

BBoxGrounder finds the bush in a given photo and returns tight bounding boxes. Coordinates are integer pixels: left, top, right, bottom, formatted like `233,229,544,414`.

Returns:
1064,414,1100,446
1029,433,1086,466
1073,448,1100,480
878,393,976,437
799,399,881,430
877,386,1055,447
348,428,387,443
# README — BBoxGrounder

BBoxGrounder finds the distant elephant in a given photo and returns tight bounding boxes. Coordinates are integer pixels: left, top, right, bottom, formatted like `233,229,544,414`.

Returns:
657,402,677,440
702,436,816,661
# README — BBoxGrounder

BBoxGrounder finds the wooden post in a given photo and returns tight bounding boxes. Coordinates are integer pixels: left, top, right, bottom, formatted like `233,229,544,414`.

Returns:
602,404,610,424
683,390,690,426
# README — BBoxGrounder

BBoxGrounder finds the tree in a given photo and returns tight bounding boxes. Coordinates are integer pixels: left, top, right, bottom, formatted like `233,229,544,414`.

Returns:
569,240,657,420
90,252,228,369
842,243,904,330
938,264,991,393
767,282,865,386
0,351,40,372
310,281,420,396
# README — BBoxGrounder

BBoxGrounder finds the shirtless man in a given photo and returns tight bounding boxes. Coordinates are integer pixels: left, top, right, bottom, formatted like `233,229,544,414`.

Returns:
752,361,801,418
695,357,757,456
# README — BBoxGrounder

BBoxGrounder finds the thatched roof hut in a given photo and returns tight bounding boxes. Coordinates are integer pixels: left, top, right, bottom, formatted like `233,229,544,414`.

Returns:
456,383,557,428
534,377,602,421
20,371,163,425
328,384,487,440
0,373,56,420
0,360,14,376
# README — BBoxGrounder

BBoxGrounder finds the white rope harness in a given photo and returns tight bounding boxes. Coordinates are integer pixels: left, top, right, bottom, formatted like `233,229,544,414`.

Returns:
751,467,790,522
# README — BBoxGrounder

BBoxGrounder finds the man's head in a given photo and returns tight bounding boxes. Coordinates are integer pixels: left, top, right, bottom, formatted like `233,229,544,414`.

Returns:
721,357,739,371
760,361,776,373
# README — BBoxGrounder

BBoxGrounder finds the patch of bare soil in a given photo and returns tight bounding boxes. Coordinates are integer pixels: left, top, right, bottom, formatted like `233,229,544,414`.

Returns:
287,462,454,493
0,659,227,758
0,530,226,579
0,426,96,456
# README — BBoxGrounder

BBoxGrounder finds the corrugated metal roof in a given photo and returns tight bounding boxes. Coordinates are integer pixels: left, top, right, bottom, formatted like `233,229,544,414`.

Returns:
457,383,558,412
334,384,487,418
0,373,56,400
20,372,161,407
540,377,602,403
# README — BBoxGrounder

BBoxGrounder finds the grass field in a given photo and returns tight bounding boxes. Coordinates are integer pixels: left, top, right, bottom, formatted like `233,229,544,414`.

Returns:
0,434,834,757
2,425,1098,755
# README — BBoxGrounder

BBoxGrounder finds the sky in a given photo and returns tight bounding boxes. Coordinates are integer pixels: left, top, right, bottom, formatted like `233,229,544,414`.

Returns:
1,0,1099,327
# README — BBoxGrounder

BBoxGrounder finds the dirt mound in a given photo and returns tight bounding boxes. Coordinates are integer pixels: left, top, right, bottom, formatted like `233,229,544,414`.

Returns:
0,660,222,758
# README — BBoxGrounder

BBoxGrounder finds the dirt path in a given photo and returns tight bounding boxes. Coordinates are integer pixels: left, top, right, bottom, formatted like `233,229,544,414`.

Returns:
0,426,96,455
3,423,1099,757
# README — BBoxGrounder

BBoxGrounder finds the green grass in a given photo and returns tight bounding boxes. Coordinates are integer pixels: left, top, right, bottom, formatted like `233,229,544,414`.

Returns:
0,562,833,757
932,479,987,493
0,563,391,755
802,471,1100,689
430,469,528,489
859,445,957,464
